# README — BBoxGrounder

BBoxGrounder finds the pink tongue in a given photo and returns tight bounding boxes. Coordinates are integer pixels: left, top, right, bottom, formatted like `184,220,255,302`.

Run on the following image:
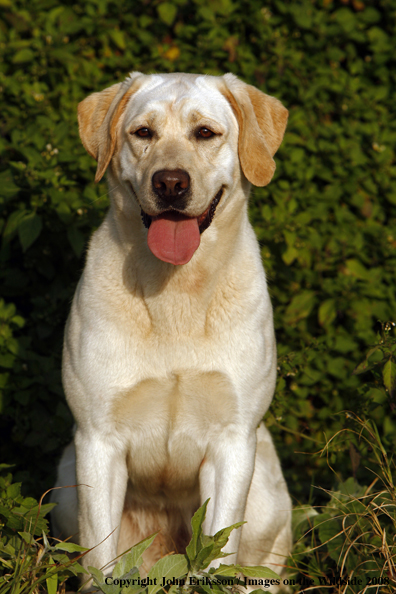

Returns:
147,213,201,265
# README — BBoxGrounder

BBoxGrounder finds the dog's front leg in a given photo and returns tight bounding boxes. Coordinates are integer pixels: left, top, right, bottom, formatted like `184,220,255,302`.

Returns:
75,429,128,578
200,429,257,566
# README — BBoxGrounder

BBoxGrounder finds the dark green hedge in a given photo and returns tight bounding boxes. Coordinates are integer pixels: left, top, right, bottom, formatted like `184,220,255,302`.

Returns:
1,0,396,500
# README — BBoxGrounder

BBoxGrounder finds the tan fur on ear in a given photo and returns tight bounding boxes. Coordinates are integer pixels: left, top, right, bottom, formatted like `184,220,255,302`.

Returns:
77,72,142,183
221,74,288,187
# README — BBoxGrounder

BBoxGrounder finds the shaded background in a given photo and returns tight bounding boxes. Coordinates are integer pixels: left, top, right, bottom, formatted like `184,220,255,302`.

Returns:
1,0,395,510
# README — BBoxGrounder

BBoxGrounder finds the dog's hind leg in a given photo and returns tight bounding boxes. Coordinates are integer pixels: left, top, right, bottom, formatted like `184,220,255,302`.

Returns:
50,441,79,542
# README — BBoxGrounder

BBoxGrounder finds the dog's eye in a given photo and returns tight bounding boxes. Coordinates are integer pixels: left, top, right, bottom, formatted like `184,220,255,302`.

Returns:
134,128,152,138
197,127,215,139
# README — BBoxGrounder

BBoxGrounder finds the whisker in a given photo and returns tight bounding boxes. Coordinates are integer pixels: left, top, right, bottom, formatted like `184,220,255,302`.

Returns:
87,184,121,205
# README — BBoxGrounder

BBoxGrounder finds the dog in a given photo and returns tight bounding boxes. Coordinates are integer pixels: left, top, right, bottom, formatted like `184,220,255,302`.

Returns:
51,72,292,591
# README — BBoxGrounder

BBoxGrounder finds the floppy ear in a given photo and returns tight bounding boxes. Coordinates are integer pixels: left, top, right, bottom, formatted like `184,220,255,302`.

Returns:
77,72,142,182
221,73,288,187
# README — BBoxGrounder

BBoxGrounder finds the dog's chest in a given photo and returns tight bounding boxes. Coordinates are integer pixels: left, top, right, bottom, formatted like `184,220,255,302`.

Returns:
111,370,237,498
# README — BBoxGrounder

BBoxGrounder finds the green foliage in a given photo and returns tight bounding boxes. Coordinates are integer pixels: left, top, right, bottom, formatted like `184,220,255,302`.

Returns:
290,413,396,593
89,501,280,594
0,466,87,593
0,0,396,579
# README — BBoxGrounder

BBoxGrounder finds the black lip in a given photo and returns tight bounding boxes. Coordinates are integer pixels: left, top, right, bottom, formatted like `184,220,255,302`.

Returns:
140,187,224,234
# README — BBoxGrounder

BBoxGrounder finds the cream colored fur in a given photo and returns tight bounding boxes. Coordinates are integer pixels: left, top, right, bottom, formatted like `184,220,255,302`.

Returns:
51,72,292,592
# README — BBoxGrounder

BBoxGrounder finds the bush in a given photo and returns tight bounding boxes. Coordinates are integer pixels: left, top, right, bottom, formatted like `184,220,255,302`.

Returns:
1,0,396,589
0,465,86,593
290,412,396,593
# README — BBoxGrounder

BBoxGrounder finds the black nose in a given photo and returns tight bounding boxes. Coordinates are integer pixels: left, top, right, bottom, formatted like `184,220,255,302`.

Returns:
152,169,190,204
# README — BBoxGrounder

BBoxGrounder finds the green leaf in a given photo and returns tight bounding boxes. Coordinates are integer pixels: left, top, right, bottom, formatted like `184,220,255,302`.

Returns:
211,564,240,577
6,482,21,499
113,532,157,578
0,353,16,368
54,541,89,553
292,505,319,538
157,3,177,26
46,560,58,594
210,0,235,16
282,245,298,265
186,499,209,563
290,4,312,29
147,554,188,594
67,225,85,257
89,565,105,585
359,7,381,24
18,531,34,544
352,346,382,375
239,565,280,580
382,359,396,396
198,6,215,21
109,30,126,50
285,291,316,324
18,213,43,251
194,543,218,569
334,7,356,33
0,170,20,199
195,522,244,570
213,522,244,550
13,49,34,63
318,299,337,328
344,259,369,280
3,210,28,243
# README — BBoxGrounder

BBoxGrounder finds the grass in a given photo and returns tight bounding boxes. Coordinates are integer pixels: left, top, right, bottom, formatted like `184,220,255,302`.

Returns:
2,325,396,594
2,413,395,593
289,414,396,593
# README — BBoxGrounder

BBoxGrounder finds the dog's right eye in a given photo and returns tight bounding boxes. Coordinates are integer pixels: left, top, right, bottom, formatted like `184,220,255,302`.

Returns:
197,127,215,139
134,128,152,138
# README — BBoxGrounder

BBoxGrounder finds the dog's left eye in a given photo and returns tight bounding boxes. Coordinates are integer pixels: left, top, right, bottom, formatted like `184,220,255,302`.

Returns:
134,128,152,138
197,127,215,139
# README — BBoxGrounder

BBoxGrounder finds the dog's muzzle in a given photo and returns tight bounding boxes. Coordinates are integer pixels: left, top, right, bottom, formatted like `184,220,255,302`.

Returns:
140,186,224,234
140,187,224,265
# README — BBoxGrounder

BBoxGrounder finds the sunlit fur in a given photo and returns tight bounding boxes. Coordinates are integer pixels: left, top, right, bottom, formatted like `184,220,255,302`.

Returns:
51,72,291,593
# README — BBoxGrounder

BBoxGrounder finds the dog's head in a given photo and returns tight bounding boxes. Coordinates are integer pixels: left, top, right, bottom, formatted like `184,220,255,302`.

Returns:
78,73,288,265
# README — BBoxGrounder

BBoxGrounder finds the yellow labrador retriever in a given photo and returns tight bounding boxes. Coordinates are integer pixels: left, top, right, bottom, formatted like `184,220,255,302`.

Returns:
51,72,292,589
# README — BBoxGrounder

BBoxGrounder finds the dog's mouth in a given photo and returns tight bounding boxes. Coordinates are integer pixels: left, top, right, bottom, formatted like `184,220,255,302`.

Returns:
140,187,224,266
